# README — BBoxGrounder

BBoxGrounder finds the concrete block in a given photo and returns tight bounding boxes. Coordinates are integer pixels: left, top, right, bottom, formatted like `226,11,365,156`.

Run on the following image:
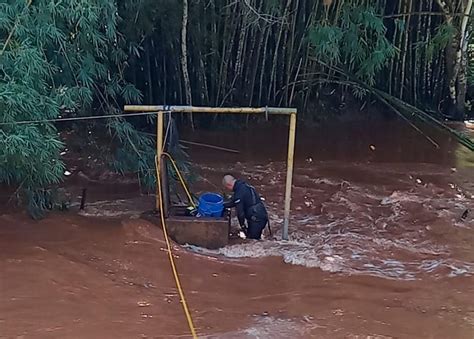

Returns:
166,215,230,249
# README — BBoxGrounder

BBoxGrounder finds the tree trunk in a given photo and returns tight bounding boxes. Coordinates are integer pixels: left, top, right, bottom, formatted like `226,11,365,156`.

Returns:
455,0,472,119
267,0,292,103
181,0,194,127
229,4,247,105
437,0,472,120
423,0,434,98
400,0,412,100
146,40,153,104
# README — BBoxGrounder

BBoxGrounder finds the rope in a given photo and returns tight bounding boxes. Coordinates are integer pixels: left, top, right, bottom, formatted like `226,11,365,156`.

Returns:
0,111,160,126
155,155,198,339
162,110,172,150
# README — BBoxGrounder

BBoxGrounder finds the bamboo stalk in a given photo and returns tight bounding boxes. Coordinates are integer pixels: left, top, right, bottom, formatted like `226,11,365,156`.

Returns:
180,0,194,126
392,0,404,96
413,0,423,104
199,49,210,104
267,0,292,103
163,53,167,103
400,0,413,100
146,40,154,104
246,19,266,125
215,2,229,106
217,1,238,107
284,0,298,106
301,1,319,118
290,58,303,106
455,0,473,115
257,24,271,104
421,0,431,98
208,0,218,105
226,3,248,104
388,7,398,95
433,52,444,104
243,21,257,105
247,25,265,106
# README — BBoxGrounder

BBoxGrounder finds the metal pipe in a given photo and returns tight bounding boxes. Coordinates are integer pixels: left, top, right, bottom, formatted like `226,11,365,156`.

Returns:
283,113,297,240
124,105,296,115
156,111,164,210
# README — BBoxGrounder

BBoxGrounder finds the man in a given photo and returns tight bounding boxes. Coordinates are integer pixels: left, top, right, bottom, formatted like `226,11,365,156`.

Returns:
222,174,269,240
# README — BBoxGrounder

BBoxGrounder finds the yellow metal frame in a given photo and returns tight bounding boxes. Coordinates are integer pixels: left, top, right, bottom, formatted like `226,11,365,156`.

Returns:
124,105,297,240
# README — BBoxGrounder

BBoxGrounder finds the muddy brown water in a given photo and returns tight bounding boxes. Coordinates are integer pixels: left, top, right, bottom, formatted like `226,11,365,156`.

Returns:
1,120,473,338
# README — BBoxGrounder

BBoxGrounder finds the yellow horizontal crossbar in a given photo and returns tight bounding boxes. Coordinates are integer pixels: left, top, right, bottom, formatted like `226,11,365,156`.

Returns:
124,105,297,115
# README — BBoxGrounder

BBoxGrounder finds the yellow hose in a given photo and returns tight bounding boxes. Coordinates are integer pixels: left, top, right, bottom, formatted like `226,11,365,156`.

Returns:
155,155,198,338
161,152,196,208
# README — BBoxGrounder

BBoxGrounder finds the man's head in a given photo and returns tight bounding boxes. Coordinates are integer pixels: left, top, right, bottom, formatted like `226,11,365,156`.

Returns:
222,174,236,191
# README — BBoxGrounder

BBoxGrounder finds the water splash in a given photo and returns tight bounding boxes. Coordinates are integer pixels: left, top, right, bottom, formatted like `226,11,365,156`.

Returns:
192,161,474,280
203,316,317,339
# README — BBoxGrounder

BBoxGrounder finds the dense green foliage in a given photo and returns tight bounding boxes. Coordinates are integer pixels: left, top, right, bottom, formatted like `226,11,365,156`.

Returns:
309,4,396,89
0,0,143,217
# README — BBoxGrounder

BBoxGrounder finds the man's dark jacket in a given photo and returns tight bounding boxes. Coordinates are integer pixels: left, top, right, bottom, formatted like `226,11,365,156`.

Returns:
224,179,268,227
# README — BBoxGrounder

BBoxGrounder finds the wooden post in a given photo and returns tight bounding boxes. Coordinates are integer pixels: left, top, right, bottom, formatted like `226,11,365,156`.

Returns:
80,188,87,210
156,111,164,210
283,112,297,240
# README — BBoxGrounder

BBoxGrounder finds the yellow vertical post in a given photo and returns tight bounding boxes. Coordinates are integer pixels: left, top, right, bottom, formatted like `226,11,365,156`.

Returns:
156,111,164,210
283,112,297,240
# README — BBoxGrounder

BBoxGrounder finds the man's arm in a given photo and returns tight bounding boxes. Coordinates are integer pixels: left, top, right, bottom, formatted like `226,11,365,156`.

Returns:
224,190,246,227
235,198,246,227
223,197,235,208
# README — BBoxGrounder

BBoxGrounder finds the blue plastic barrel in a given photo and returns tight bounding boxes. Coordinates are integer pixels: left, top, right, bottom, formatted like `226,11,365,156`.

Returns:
197,192,224,217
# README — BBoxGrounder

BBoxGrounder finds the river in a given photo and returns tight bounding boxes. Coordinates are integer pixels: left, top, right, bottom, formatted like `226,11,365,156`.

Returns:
1,119,473,338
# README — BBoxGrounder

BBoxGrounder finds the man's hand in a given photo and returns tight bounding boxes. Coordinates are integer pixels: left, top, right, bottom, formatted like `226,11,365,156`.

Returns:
239,223,247,239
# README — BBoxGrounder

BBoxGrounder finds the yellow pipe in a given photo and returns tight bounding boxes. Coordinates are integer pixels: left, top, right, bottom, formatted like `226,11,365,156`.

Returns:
156,111,164,210
283,112,297,240
125,105,296,115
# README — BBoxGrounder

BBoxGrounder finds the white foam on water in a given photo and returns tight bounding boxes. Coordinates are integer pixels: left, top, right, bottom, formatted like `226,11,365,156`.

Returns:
191,162,474,280
186,206,474,280
312,177,343,186
381,191,422,205
203,316,318,339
